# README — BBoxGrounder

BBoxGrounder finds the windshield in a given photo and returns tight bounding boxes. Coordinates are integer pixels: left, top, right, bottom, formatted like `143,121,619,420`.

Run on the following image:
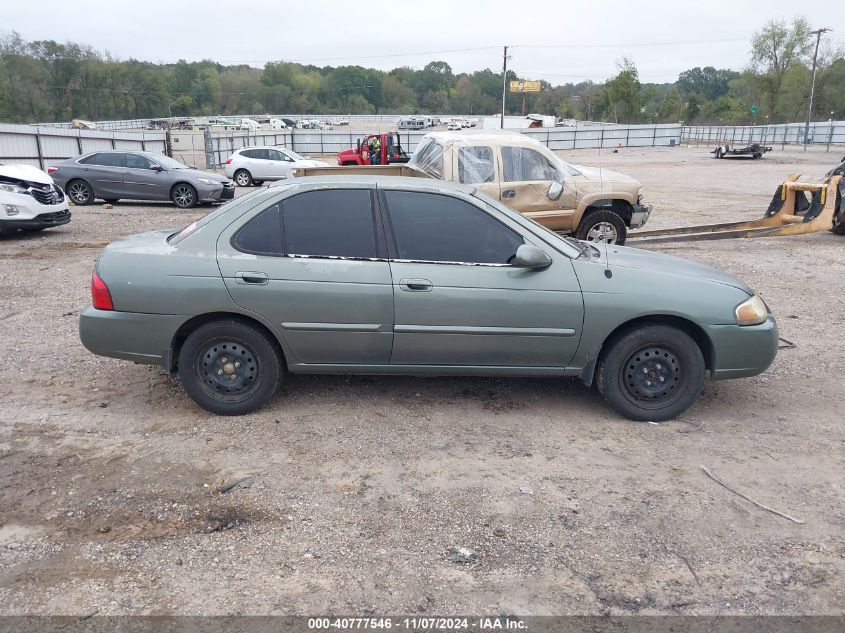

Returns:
553,155,582,177
283,149,306,161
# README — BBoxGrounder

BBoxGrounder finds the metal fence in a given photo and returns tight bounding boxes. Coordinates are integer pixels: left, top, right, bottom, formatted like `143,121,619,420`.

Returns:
203,124,683,167
682,120,844,149
0,123,167,170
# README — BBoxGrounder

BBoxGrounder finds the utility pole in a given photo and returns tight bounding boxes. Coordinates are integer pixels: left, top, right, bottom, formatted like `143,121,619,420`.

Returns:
804,27,832,149
501,45,508,129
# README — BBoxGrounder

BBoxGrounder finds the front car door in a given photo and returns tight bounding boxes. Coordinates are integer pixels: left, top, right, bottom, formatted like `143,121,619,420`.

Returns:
123,152,168,200
216,186,394,366
267,149,294,179
381,187,584,367
499,145,577,231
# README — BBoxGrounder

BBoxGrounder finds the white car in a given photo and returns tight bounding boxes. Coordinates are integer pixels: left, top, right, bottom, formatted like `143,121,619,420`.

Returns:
0,164,71,234
224,147,329,186
269,118,290,129
240,118,262,131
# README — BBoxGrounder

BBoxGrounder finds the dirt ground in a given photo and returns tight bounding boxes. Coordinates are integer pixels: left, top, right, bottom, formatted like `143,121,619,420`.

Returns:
0,145,843,617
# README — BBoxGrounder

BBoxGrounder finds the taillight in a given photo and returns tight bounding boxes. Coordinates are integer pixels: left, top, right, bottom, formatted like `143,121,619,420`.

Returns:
47,166,58,174
226,158,233,164
91,271,114,311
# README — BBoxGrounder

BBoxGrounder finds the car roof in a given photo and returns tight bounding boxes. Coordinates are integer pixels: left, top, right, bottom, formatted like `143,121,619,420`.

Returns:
422,130,543,148
274,175,476,195
236,146,289,151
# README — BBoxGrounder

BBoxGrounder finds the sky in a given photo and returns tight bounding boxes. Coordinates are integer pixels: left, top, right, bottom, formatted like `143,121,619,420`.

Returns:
2,0,844,84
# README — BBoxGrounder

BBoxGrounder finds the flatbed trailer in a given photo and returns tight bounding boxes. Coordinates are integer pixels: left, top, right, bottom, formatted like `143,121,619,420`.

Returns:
712,143,772,159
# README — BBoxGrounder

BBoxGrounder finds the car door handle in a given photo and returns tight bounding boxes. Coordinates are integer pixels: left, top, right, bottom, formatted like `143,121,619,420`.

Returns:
235,271,269,285
399,278,433,292
502,188,516,199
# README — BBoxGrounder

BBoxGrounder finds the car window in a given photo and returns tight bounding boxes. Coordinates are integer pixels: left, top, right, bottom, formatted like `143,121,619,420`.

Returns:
458,146,495,184
79,153,124,167
232,204,283,255
267,149,285,161
384,190,523,264
242,149,269,160
502,147,561,182
282,189,377,259
408,138,444,178
125,153,153,169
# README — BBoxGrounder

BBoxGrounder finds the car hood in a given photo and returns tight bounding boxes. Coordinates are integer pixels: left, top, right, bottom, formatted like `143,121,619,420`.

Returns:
590,243,753,294
571,164,640,186
0,164,54,185
297,160,329,167
176,168,229,183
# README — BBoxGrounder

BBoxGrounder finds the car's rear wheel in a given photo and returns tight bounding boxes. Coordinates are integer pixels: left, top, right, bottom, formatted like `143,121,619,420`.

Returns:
233,169,253,187
177,319,283,416
575,209,627,245
171,183,198,209
66,179,94,205
596,325,705,422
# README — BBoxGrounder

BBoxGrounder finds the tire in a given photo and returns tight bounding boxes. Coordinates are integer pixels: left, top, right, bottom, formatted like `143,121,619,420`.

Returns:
103,198,120,204
596,324,705,422
177,319,283,416
233,169,253,187
66,179,94,206
171,183,198,209
575,209,628,245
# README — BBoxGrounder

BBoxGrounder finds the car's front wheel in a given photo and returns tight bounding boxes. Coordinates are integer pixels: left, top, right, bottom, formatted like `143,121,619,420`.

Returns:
575,209,627,245
177,319,283,416
66,179,94,205
171,183,198,209
596,325,705,422
233,169,253,187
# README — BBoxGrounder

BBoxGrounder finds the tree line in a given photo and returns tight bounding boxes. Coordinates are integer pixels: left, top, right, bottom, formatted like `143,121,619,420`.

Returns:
0,16,842,125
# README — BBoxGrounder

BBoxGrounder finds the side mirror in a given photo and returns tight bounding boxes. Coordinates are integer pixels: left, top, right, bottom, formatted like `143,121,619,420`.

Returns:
512,244,552,269
547,181,563,200
151,164,163,172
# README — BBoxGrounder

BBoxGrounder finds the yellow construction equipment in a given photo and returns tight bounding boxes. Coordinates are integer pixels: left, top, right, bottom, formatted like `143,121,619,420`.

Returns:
628,173,845,245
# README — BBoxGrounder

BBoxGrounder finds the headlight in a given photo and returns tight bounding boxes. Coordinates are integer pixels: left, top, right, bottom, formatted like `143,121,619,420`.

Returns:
735,295,768,326
0,182,27,194
197,178,219,185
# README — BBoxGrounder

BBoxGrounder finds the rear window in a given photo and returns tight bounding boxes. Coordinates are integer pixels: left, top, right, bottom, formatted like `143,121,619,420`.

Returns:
409,138,444,178
79,153,123,167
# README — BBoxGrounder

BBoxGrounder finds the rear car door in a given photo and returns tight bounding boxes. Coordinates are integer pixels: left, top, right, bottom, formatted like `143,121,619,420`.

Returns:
216,186,394,365
241,149,270,179
381,188,584,367
500,146,577,231
123,153,168,200
77,152,125,198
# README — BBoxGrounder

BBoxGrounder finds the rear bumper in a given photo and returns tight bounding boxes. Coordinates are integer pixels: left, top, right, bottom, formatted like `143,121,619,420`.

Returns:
0,209,71,231
79,306,186,367
629,203,652,229
705,316,779,380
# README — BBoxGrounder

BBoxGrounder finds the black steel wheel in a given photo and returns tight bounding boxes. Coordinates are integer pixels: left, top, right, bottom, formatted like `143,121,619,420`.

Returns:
171,183,198,209
233,169,253,187
596,325,705,422
66,179,94,205
178,319,283,415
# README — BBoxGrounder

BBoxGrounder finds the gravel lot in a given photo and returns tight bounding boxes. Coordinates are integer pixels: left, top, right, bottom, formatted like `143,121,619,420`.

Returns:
0,146,843,616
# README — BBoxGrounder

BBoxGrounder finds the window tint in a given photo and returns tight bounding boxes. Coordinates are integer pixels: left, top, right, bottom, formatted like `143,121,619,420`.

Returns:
282,189,376,258
502,147,561,182
458,146,495,184
232,204,283,255
267,149,284,161
125,153,153,169
385,191,523,264
79,153,123,167
242,149,269,160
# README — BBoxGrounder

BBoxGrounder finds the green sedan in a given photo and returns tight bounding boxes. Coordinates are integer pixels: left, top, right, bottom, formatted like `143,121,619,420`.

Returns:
79,176,778,421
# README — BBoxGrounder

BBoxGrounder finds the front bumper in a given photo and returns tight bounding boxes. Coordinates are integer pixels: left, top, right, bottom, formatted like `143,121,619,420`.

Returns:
629,203,652,229
0,208,71,231
705,316,779,380
197,181,235,203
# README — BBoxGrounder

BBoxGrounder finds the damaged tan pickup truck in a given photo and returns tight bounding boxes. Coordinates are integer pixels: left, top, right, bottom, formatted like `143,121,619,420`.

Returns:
295,131,652,244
